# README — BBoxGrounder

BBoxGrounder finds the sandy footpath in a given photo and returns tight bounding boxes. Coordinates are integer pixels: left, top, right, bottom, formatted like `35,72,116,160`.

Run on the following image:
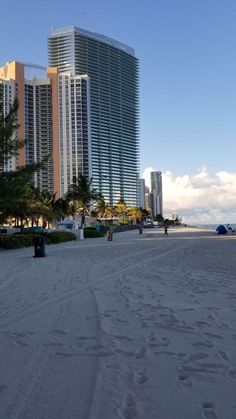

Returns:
0,226,236,419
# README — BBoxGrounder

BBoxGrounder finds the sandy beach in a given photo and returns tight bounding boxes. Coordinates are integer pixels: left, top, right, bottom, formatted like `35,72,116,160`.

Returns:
0,226,236,419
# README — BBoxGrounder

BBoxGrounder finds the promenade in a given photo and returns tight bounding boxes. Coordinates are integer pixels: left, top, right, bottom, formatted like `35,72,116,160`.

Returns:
0,227,236,419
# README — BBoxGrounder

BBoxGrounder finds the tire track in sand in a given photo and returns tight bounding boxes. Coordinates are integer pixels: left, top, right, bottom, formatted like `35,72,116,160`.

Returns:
0,240,190,330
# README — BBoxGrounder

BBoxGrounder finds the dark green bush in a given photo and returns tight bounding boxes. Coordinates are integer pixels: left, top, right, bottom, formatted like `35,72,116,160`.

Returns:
0,231,77,249
43,231,77,243
113,224,139,233
84,229,105,238
0,234,34,249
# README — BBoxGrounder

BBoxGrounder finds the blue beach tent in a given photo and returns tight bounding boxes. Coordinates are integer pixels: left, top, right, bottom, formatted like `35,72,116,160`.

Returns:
216,225,227,235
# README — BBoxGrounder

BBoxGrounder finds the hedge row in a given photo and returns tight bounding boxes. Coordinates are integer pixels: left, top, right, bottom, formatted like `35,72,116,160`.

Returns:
84,229,105,238
95,224,139,233
0,234,35,249
43,231,77,243
0,231,77,250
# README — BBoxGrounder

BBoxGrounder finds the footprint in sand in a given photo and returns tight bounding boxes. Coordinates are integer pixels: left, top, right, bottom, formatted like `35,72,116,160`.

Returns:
121,392,138,419
135,345,148,359
42,342,63,347
229,369,236,378
11,332,26,338
14,340,30,347
201,402,218,419
161,337,171,347
0,384,7,393
133,368,148,384
192,340,213,349
204,332,223,340
178,373,192,388
145,332,156,344
188,353,209,362
218,351,230,361
50,329,67,336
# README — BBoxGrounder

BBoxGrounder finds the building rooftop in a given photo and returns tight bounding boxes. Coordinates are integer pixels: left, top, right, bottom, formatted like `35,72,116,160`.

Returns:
23,62,47,80
50,26,135,56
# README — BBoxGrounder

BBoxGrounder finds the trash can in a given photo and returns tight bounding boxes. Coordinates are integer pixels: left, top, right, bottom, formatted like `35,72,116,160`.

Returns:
33,236,46,257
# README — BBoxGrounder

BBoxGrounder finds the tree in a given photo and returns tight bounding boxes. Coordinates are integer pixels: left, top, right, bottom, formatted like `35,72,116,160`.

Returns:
114,200,128,225
0,94,24,167
114,200,127,216
49,195,72,224
0,163,46,225
140,208,150,219
128,207,142,224
95,199,114,224
65,175,103,228
0,92,47,225
155,214,164,225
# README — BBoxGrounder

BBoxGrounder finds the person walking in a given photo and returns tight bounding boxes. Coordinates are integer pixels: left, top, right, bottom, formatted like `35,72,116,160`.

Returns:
138,224,143,234
164,226,168,236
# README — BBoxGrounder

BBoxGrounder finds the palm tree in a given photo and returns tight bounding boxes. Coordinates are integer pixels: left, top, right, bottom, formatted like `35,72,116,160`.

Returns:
115,201,127,216
8,186,50,228
114,200,128,224
65,175,103,228
128,207,142,224
50,196,72,224
96,199,114,224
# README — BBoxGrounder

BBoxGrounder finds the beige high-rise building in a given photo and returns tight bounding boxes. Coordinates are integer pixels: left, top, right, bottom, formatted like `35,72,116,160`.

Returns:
0,61,25,170
0,61,91,197
0,61,55,193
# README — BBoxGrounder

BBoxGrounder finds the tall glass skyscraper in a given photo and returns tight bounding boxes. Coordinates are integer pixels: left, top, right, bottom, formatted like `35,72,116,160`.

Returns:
48,26,139,206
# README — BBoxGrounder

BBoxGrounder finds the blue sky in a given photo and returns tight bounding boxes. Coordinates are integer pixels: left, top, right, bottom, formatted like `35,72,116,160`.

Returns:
1,0,236,221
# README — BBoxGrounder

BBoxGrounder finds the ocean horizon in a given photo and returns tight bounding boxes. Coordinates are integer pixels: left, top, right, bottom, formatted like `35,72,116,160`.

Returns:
193,223,236,230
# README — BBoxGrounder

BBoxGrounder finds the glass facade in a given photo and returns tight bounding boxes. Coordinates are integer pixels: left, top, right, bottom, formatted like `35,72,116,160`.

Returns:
25,80,54,193
48,26,139,206
58,73,91,196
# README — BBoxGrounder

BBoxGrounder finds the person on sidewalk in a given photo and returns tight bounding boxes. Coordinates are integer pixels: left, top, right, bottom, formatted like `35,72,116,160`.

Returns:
138,224,143,234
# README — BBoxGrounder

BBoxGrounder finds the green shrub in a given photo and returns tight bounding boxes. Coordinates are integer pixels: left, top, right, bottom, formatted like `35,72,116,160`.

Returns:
0,231,77,249
84,229,105,238
43,231,77,243
0,234,34,249
113,224,139,233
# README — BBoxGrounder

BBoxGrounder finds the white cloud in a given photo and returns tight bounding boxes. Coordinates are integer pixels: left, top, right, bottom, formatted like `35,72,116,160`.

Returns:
142,167,236,224
142,167,155,189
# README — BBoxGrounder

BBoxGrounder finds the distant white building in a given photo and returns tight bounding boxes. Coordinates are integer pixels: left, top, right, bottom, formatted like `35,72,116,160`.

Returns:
150,171,163,216
139,178,145,209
